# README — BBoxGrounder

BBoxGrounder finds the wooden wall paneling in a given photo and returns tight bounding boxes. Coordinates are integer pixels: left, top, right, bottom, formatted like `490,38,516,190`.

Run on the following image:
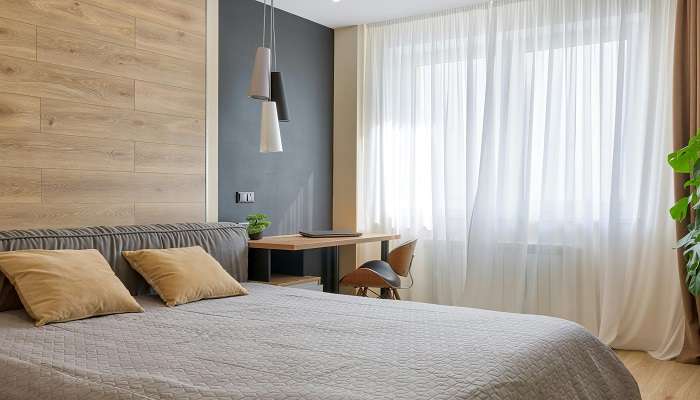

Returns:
0,17,36,60
37,28,205,91
0,55,134,109
134,173,205,203
134,142,205,174
0,93,40,132
0,0,207,230
0,203,134,230
42,170,134,203
87,0,205,36
135,81,205,118
42,169,205,204
0,132,134,171
135,19,205,61
0,0,134,45
135,203,205,225
41,99,205,147
0,167,41,203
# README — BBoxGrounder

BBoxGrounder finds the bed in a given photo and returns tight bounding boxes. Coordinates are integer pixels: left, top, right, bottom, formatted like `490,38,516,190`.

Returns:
0,223,640,399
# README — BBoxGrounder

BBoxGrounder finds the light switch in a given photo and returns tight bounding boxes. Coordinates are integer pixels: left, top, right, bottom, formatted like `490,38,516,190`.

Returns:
236,192,255,203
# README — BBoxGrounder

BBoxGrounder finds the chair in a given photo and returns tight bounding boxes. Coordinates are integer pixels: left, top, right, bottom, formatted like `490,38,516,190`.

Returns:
339,240,417,300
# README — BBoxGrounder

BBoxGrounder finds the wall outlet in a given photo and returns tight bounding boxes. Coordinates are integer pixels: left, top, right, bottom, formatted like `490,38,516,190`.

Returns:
236,191,255,203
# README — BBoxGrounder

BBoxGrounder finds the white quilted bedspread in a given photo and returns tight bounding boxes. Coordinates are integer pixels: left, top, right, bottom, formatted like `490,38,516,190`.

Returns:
0,283,640,399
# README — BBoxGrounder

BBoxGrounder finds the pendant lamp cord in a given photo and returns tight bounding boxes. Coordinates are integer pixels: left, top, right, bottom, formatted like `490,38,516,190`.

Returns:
271,0,277,70
261,0,267,47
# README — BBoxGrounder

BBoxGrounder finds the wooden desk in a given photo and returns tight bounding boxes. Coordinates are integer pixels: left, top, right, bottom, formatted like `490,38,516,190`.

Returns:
248,233,399,293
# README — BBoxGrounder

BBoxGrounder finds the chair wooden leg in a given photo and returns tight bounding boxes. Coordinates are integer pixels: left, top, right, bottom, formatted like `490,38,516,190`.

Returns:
392,288,401,300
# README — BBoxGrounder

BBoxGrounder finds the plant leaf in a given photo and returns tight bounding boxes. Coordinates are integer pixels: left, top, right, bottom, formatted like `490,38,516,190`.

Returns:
677,230,698,248
689,276,700,296
685,252,700,296
692,192,700,210
669,136,700,173
248,226,264,234
692,158,700,179
668,149,694,173
670,197,690,221
685,177,700,188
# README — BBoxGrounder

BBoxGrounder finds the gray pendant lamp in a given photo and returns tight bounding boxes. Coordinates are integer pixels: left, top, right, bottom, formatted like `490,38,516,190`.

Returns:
269,3,290,122
247,0,271,100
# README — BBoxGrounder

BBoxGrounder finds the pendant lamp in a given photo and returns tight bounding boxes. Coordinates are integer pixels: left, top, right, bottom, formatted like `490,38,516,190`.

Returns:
270,72,289,121
248,48,271,100
247,0,271,100
250,0,283,153
269,4,290,121
260,101,283,152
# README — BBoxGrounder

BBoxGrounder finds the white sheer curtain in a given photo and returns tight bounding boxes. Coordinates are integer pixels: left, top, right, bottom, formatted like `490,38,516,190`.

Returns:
358,0,683,359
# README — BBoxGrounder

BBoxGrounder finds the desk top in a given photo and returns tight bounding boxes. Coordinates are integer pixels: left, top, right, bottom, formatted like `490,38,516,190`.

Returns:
248,233,400,250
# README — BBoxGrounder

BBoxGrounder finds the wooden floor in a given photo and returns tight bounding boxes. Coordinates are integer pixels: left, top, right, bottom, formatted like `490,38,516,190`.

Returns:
616,350,700,399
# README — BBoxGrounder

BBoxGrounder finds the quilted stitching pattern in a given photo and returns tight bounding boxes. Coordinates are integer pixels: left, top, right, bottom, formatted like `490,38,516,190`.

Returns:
0,284,640,399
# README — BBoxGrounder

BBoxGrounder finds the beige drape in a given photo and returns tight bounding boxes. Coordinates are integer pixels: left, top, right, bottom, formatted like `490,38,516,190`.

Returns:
673,0,700,364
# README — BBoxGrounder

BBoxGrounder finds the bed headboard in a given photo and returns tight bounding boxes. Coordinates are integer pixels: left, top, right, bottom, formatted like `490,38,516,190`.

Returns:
0,223,248,309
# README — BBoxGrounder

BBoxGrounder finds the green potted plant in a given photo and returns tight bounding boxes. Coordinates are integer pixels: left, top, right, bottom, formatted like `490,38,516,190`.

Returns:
668,130,700,295
246,213,271,240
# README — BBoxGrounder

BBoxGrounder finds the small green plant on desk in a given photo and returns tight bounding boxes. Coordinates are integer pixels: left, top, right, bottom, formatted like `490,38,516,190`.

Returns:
669,131,700,295
246,213,271,240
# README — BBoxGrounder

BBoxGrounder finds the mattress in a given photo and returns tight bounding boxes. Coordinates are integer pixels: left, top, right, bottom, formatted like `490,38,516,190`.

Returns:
0,283,640,400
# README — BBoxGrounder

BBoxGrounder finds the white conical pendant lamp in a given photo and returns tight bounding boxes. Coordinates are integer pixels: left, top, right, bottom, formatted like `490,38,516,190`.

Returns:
260,101,282,153
248,0,271,100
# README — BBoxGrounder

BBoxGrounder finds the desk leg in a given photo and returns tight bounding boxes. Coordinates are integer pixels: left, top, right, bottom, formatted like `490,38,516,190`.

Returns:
381,240,389,261
322,246,339,294
380,240,391,299
249,248,272,282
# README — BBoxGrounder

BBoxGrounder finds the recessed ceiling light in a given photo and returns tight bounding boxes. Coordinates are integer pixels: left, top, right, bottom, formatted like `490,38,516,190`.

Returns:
332,0,341,3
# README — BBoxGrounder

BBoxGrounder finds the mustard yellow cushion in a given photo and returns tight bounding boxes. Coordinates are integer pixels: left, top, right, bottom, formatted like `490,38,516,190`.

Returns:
122,246,247,306
0,249,144,326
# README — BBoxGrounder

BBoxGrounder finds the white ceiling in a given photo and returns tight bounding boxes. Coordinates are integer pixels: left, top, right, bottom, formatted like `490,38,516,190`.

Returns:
258,0,482,28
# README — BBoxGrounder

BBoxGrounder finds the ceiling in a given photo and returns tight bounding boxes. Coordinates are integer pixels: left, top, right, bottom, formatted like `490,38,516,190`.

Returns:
257,0,483,28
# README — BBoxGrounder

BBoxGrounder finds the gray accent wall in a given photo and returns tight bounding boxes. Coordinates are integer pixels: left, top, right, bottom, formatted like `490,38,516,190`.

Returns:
219,0,333,234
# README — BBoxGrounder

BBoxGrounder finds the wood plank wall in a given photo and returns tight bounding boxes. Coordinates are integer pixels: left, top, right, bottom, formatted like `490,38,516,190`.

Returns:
0,0,206,230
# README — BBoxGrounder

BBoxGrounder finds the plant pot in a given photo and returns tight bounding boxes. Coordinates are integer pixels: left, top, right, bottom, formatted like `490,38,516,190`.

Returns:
249,232,262,240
